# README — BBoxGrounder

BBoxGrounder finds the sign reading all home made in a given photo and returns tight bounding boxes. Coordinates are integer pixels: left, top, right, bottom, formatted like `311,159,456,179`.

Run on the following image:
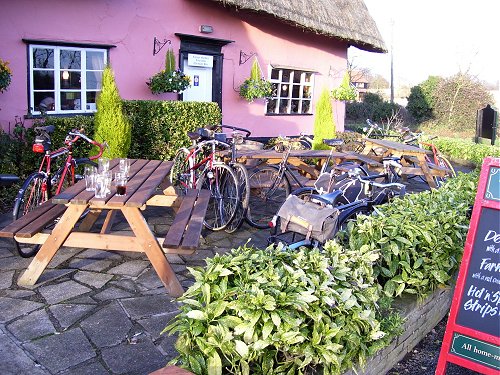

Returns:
188,54,213,68
436,157,500,374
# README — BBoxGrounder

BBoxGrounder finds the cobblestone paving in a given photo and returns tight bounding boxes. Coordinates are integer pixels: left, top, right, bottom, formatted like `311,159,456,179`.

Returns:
0,208,269,375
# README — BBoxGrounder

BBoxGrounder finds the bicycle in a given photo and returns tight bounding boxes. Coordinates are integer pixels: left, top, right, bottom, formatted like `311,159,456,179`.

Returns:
401,131,456,186
245,138,370,229
169,127,240,231
13,126,105,257
268,168,406,250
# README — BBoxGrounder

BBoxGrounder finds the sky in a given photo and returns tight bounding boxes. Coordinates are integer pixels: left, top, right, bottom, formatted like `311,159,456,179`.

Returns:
348,0,500,87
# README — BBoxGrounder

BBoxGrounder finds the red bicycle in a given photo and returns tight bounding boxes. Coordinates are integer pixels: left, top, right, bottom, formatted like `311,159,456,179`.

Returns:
12,125,105,257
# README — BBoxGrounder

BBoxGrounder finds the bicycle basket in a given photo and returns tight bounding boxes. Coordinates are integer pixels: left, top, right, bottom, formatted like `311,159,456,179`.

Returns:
277,195,339,243
32,134,51,153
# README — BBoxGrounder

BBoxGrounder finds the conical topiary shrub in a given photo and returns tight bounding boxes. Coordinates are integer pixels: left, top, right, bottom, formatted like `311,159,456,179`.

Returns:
93,66,131,158
312,88,336,150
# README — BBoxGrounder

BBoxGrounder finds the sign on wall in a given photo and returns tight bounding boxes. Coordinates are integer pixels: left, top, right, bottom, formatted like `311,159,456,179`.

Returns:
188,54,213,68
436,157,500,374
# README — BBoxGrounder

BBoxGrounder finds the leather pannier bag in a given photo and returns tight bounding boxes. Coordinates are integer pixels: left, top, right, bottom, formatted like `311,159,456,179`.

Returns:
276,195,339,243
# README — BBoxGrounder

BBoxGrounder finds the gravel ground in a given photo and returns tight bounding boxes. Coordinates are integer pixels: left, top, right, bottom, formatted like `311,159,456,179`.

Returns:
388,316,481,375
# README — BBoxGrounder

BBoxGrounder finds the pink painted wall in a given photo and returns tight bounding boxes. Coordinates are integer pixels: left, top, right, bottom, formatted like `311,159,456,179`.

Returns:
0,0,348,136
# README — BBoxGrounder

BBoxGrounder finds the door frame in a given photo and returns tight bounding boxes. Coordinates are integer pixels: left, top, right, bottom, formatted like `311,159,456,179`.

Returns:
176,33,233,110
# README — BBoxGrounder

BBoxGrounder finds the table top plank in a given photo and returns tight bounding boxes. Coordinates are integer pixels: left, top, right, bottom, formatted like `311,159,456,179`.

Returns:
236,149,346,160
124,161,173,207
364,138,426,155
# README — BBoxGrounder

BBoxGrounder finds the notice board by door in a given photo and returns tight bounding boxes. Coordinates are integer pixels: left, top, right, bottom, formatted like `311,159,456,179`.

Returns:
436,157,500,374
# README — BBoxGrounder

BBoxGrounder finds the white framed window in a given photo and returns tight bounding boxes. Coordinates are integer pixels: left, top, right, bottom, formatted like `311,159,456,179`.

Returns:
266,67,315,115
29,44,107,115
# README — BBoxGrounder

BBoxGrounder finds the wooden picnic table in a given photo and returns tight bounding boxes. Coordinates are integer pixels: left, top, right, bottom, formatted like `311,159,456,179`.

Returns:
234,148,382,179
361,138,447,188
0,159,209,297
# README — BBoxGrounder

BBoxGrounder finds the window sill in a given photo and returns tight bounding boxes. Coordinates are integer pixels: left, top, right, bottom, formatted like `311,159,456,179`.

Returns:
265,113,313,117
25,112,96,120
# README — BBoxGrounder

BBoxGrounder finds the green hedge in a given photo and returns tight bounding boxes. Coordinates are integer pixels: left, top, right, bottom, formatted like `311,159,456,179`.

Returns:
340,171,478,300
123,100,222,161
432,137,500,165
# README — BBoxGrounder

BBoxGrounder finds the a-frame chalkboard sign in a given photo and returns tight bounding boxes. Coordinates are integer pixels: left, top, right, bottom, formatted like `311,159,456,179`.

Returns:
436,157,500,374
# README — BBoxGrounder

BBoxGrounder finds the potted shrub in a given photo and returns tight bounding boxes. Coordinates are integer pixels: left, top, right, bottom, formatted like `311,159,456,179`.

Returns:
147,48,191,94
331,72,357,101
239,57,272,102
0,58,12,93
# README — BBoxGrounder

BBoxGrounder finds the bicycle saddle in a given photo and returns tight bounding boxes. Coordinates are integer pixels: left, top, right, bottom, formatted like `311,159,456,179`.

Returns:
308,190,343,206
323,138,344,147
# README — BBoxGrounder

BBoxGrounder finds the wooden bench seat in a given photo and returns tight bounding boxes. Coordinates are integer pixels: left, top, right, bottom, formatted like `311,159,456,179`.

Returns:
343,152,383,168
0,200,66,240
163,189,210,254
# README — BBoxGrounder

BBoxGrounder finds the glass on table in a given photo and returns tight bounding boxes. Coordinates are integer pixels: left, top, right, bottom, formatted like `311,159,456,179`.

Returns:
114,172,127,196
94,170,112,198
118,158,130,177
84,165,97,191
98,157,110,173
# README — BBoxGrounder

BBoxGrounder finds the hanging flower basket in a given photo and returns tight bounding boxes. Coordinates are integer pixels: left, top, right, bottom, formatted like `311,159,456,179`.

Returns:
239,57,272,102
0,58,12,93
147,69,191,94
147,48,191,94
239,78,273,102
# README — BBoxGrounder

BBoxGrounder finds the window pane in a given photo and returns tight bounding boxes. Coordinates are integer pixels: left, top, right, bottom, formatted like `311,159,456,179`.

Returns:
279,99,289,114
280,84,289,96
271,69,279,80
60,92,81,110
61,71,81,89
60,50,81,69
86,71,102,90
303,86,312,98
304,73,312,83
291,85,300,98
34,93,55,111
282,70,291,82
293,72,301,84
291,100,300,114
86,92,98,110
301,100,311,114
33,71,54,90
86,51,105,70
33,48,54,69
266,99,277,113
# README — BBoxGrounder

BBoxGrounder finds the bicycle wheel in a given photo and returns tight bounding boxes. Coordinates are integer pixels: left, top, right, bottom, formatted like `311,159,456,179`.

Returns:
12,173,47,257
170,148,191,194
197,163,239,231
434,155,456,186
225,162,250,233
337,205,371,233
246,165,291,229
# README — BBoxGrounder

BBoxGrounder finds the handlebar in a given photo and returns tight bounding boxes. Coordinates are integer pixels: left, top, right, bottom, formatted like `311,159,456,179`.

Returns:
219,124,251,138
65,129,106,160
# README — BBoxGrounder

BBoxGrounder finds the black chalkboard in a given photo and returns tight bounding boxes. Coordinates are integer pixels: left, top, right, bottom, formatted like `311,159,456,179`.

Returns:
456,207,500,336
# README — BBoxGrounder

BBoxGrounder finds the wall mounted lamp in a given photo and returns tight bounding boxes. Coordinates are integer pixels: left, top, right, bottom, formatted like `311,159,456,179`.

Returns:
199,25,213,34
153,37,171,56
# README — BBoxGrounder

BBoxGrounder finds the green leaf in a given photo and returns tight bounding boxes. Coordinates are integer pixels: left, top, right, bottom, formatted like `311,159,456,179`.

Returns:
207,351,222,375
262,319,274,340
235,340,249,358
187,310,207,320
188,355,203,375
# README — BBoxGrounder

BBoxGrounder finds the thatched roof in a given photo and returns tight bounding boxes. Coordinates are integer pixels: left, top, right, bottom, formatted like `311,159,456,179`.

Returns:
209,0,386,53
